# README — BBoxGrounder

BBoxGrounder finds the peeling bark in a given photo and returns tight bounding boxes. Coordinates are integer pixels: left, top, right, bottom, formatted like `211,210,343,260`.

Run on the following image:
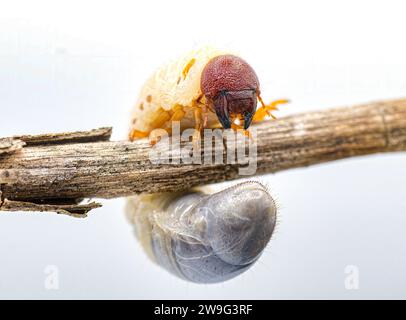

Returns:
0,198,101,218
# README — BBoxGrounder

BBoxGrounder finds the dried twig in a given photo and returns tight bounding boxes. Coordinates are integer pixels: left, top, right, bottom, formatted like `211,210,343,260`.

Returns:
1,98,406,217
0,128,112,217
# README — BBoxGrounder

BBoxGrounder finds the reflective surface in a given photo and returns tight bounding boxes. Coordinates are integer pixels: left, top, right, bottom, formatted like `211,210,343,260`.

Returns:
126,182,277,283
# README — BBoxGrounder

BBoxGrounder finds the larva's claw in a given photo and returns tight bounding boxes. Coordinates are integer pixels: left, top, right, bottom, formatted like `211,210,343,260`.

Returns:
253,98,290,122
278,99,290,105
129,129,150,141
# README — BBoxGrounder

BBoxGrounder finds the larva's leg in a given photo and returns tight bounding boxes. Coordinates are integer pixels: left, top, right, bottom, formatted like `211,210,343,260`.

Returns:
149,128,172,145
201,104,208,127
129,109,171,142
231,123,252,138
129,106,181,142
193,107,203,146
150,106,186,145
157,105,185,139
129,129,150,141
169,105,186,122
150,109,172,128
253,96,289,122
192,101,214,147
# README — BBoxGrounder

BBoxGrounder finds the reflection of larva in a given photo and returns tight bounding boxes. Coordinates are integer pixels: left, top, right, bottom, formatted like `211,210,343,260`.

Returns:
126,47,281,283
129,46,288,142
126,182,277,283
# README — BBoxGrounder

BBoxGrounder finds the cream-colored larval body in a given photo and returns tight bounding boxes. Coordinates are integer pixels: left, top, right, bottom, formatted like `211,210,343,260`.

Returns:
130,46,231,133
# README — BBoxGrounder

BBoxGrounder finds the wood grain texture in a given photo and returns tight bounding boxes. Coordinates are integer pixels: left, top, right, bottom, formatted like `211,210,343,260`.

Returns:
0,98,405,205
0,128,112,216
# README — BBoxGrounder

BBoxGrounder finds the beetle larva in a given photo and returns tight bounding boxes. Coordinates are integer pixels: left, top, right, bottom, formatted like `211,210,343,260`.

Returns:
129,46,288,141
126,181,277,283
127,47,282,283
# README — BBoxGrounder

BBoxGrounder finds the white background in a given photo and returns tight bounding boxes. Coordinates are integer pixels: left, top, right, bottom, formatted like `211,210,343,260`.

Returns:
1,0,406,299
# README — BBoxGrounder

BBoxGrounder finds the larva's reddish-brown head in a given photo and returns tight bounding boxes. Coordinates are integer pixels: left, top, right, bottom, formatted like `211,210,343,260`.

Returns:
201,54,260,129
